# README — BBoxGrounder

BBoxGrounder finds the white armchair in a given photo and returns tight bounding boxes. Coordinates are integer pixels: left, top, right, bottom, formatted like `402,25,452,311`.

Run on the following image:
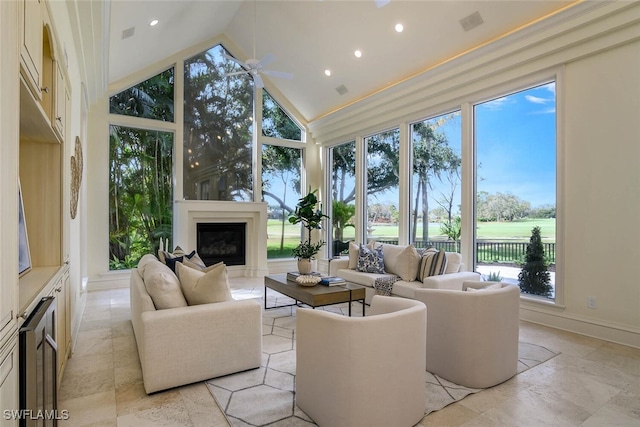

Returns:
414,282,520,389
296,296,426,427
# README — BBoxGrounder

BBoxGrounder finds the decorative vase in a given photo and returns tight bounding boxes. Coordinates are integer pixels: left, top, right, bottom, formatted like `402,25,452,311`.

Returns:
297,258,317,274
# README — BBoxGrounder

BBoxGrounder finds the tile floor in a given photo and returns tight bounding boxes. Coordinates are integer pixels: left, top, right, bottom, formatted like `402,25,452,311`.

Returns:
58,277,640,426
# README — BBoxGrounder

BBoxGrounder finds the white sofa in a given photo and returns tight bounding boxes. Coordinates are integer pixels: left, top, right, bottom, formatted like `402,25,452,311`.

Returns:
130,266,262,393
329,243,481,303
296,295,427,427
413,281,520,388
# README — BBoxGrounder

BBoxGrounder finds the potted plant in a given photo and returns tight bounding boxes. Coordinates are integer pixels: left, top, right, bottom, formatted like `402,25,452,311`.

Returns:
289,189,328,274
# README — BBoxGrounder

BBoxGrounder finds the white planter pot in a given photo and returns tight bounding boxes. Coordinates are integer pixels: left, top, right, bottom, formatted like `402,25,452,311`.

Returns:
297,258,317,274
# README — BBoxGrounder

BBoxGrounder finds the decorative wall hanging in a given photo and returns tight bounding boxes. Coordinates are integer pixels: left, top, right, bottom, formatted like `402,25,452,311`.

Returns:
70,136,83,219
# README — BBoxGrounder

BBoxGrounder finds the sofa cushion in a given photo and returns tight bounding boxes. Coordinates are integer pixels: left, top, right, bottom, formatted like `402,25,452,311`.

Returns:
466,282,503,292
419,249,448,281
142,259,188,309
382,244,421,282
357,244,385,274
176,262,232,305
445,252,462,274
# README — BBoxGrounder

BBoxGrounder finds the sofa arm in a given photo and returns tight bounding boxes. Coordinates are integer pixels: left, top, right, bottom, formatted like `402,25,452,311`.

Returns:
139,299,262,393
329,257,350,275
421,271,481,291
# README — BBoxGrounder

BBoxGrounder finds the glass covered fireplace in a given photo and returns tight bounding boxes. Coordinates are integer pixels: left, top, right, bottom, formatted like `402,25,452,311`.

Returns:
196,222,246,266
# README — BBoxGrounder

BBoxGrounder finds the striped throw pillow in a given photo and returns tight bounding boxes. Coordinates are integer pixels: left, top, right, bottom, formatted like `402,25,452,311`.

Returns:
419,249,448,280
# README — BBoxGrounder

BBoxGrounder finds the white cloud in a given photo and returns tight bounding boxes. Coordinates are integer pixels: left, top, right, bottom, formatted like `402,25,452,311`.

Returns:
543,82,556,95
482,96,509,110
525,95,549,104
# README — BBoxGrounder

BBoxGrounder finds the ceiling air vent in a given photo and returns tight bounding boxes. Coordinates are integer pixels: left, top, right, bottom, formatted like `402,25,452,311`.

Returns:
335,85,348,96
460,11,483,32
122,27,136,40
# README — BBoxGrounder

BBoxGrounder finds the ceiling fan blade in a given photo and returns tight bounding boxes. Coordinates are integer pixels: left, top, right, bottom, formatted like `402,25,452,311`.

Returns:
253,73,264,88
258,53,275,68
262,69,293,80
222,53,246,68
224,71,249,77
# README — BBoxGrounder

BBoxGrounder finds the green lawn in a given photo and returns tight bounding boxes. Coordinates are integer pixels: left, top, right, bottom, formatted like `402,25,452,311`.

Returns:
266,218,556,258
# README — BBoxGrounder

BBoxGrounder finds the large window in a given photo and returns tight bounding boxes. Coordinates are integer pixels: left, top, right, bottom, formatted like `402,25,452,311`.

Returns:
474,82,556,299
183,45,254,201
110,68,175,122
262,90,303,141
410,111,462,250
262,145,302,258
329,141,356,256
365,129,400,244
108,69,175,270
108,126,173,270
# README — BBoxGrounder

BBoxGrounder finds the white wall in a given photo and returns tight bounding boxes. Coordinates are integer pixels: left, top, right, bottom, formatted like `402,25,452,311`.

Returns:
308,2,640,348
81,1,640,347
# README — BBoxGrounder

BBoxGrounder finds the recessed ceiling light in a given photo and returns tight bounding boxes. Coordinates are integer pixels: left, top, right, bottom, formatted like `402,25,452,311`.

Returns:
395,23,404,33
354,50,362,58
149,19,159,27
324,69,332,77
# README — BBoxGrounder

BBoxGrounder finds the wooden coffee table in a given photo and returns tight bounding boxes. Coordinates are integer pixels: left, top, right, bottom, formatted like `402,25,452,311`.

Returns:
264,274,366,316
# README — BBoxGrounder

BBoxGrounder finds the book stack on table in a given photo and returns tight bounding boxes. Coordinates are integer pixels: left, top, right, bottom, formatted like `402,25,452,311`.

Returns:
286,271,345,286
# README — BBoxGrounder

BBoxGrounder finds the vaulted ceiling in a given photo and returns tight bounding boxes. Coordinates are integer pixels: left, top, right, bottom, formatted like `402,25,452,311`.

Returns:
72,0,584,122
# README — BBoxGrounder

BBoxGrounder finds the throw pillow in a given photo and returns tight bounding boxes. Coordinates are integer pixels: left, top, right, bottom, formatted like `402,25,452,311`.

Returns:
419,249,448,281
142,260,188,309
163,255,184,273
444,252,462,274
176,262,232,305
348,241,381,269
181,259,224,273
382,244,421,281
356,244,385,274
348,241,359,269
137,254,159,274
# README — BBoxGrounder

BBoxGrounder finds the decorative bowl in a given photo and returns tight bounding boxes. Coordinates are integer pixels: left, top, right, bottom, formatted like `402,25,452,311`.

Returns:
296,275,321,286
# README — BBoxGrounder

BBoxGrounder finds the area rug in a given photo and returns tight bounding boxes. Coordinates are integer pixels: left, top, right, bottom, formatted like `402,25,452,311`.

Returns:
206,302,558,426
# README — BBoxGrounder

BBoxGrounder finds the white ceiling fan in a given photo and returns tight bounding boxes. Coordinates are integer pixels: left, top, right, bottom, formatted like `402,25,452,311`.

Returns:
224,1,293,88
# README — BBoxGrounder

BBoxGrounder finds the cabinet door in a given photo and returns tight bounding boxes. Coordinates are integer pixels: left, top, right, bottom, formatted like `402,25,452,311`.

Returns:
20,0,43,101
53,61,65,139
54,269,70,386
0,337,19,427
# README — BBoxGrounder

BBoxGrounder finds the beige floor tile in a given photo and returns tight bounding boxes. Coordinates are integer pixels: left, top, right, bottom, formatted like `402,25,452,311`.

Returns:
58,287,640,427
58,390,117,426
58,365,116,401
419,400,479,426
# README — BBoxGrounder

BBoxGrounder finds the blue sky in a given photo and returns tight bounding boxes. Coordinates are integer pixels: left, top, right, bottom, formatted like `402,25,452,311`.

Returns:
474,82,556,208
264,82,556,215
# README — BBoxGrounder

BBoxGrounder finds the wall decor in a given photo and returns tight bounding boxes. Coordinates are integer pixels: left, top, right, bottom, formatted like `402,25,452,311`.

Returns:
19,181,32,276
70,136,83,219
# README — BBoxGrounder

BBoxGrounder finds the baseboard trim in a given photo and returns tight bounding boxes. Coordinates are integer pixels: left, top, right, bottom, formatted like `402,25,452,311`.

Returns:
87,270,130,291
520,305,640,349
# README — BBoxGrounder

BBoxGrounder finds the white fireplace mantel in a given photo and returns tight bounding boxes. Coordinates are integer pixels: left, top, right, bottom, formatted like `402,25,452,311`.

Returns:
174,200,268,277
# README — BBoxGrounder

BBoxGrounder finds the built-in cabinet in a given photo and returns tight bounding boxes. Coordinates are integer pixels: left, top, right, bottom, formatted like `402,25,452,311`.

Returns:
0,337,19,427
19,0,42,102
51,266,71,386
2,0,72,409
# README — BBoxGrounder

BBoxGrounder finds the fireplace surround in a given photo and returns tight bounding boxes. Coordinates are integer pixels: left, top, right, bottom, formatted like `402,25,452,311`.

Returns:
174,200,268,277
